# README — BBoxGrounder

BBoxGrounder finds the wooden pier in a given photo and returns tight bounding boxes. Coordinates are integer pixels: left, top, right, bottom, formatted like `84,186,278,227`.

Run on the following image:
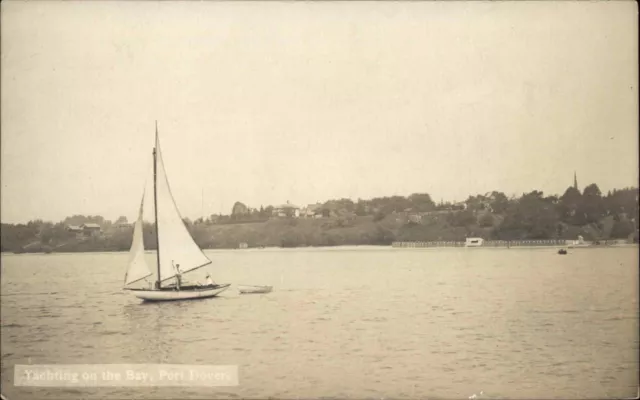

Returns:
392,239,569,248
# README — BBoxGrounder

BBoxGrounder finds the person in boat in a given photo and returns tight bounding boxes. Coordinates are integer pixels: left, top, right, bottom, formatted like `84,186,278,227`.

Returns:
172,261,182,291
205,274,216,287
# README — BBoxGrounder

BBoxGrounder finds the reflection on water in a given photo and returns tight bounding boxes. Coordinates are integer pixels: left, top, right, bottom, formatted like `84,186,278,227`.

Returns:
1,246,638,399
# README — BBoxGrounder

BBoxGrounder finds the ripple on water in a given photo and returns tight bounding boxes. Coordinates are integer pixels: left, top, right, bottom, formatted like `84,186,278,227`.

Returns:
99,330,124,336
1,323,24,328
1,248,637,400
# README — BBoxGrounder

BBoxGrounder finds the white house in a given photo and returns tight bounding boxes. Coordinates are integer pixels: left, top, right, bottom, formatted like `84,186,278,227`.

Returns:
81,223,102,237
301,203,323,218
272,201,300,218
465,237,484,247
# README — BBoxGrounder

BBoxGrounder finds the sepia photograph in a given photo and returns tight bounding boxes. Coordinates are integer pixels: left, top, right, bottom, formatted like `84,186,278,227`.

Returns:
1,1,638,399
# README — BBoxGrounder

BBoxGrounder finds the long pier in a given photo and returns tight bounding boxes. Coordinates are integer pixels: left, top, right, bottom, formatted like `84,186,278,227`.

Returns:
392,240,569,248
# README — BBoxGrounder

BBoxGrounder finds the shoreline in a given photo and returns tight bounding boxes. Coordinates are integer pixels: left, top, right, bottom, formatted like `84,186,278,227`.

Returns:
2,243,637,256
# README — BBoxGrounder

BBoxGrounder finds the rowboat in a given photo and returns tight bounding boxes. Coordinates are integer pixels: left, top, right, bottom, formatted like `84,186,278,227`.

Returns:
238,285,273,294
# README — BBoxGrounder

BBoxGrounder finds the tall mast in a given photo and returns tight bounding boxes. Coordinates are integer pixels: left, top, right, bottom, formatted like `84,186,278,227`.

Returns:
153,121,162,289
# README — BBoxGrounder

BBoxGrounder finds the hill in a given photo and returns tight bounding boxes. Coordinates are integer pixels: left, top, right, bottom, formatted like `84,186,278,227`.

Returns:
2,185,638,253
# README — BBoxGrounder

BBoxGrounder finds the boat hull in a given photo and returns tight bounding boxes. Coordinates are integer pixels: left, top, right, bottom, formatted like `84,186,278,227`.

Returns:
238,285,273,294
126,284,230,301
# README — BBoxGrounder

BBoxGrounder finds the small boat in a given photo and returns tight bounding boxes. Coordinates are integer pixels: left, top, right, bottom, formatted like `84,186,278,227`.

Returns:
123,123,230,302
558,249,567,255
238,285,273,294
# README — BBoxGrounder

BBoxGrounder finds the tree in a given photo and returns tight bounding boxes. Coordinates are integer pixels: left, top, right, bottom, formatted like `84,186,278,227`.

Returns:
583,183,602,197
489,191,509,214
355,200,367,216
63,215,105,226
479,213,494,227
408,193,436,212
611,219,634,238
373,211,386,222
558,186,584,224
371,225,396,245
231,201,248,219
448,210,476,227
465,194,488,212
369,196,412,214
555,223,565,238
496,190,557,239
580,183,605,224
604,187,639,219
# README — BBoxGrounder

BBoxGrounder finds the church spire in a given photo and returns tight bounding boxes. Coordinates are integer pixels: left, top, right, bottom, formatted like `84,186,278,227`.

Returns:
573,171,578,191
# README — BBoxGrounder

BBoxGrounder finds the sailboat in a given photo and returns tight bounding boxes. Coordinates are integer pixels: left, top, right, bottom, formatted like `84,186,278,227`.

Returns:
123,124,230,301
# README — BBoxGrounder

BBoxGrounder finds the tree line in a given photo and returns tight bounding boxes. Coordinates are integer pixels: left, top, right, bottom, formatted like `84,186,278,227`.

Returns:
1,183,638,252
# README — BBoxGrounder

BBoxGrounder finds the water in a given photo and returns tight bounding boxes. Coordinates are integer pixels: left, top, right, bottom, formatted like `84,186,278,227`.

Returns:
1,246,638,399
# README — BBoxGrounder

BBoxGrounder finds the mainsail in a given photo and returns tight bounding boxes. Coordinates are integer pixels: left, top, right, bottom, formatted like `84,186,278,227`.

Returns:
124,194,152,286
154,133,212,283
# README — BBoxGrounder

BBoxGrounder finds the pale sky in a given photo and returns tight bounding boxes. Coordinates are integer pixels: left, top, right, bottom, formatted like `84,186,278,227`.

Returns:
1,1,638,224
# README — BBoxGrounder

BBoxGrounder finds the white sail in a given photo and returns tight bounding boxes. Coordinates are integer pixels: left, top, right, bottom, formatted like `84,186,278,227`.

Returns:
155,133,212,282
124,194,152,286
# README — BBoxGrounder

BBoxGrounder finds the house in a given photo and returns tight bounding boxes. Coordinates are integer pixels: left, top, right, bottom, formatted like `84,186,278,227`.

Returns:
66,225,84,239
80,223,102,237
66,225,83,233
272,201,300,218
453,202,468,211
301,203,323,218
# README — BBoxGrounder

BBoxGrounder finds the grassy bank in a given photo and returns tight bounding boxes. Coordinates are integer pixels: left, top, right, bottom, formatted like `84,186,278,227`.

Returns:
6,212,637,254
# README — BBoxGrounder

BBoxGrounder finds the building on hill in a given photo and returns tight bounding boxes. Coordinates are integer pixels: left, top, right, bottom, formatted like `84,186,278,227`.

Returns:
80,223,102,237
448,202,467,211
66,225,82,233
301,203,323,218
66,225,84,239
273,201,300,218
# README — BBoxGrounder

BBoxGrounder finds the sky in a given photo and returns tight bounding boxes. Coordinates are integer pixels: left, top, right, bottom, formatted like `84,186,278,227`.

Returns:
1,1,638,224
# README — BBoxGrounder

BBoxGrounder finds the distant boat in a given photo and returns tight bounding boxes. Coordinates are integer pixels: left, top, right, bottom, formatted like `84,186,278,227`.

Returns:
558,249,567,255
123,123,230,301
465,237,484,247
238,285,273,294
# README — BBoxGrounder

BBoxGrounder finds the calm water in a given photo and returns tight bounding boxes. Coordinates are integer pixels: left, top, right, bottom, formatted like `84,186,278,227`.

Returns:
1,246,638,399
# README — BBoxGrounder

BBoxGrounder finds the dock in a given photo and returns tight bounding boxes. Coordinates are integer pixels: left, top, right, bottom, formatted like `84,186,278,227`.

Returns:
392,239,569,248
